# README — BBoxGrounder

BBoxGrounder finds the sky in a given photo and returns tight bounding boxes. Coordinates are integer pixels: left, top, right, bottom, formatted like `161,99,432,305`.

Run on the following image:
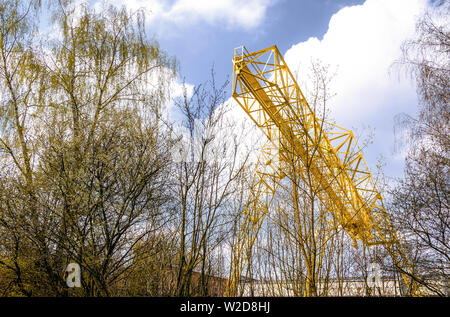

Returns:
83,0,431,182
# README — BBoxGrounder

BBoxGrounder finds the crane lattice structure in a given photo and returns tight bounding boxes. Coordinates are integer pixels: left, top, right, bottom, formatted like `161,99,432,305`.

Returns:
225,45,420,297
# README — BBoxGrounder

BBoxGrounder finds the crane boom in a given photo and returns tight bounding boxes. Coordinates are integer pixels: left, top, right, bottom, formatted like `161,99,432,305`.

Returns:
225,45,420,296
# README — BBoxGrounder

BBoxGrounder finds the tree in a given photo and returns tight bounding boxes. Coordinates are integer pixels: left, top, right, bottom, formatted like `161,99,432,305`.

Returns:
238,60,354,297
0,0,176,296
0,0,48,296
391,2,449,296
269,61,336,297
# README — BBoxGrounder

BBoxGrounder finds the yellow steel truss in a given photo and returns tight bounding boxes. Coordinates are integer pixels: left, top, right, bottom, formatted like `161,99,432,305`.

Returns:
225,45,420,296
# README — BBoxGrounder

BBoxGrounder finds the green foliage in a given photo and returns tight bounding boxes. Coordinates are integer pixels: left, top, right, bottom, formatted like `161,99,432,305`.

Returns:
0,0,176,296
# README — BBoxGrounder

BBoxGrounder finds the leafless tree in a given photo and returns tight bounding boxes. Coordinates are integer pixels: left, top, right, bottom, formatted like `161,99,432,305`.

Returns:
391,2,449,296
170,70,252,296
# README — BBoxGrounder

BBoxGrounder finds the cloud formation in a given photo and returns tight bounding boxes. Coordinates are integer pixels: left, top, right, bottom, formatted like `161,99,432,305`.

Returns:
102,0,275,30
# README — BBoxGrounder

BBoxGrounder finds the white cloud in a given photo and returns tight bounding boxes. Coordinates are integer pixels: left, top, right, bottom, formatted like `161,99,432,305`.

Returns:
102,0,274,30
284,0,426,128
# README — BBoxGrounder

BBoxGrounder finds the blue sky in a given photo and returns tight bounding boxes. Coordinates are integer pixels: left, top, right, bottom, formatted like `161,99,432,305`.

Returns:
154,0,366,86
83,0,430,182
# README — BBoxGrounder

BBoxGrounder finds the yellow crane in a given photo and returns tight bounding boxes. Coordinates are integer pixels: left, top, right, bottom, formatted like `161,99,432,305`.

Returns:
225,45,420,296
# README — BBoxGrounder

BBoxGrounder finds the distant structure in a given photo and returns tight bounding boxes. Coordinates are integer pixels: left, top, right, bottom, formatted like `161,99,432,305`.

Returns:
240,276,449,297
